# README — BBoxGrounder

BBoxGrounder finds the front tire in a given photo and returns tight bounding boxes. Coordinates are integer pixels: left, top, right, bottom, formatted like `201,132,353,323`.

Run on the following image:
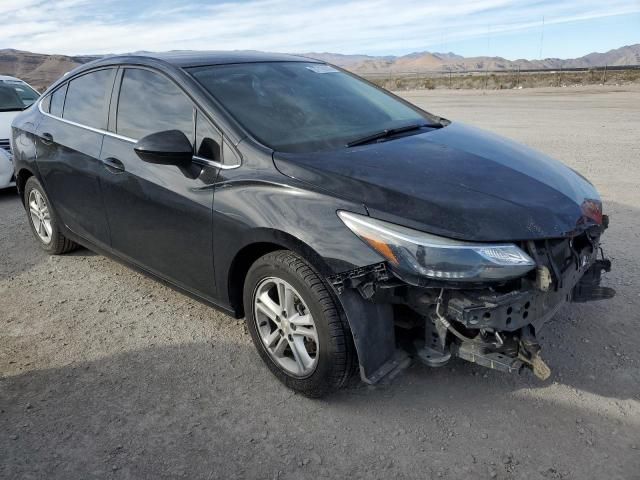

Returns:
23,177,78,254
244,250,357,397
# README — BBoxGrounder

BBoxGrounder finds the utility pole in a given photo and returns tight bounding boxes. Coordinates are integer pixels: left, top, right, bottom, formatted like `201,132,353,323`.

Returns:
539,16,545,60
602,65,608,84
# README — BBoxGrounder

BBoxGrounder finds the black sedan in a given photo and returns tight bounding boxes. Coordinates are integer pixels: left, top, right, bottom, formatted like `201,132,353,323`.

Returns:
11,52,614,396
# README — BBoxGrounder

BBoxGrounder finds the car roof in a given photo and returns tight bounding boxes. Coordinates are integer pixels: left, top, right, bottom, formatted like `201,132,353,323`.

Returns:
94,51,322,68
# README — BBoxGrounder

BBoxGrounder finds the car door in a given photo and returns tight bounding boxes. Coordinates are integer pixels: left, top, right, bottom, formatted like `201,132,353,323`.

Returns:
35,68,116,248
99,67,221,299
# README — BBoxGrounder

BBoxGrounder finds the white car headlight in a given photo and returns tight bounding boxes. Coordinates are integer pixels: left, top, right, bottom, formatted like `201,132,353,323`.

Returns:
338,211,536,282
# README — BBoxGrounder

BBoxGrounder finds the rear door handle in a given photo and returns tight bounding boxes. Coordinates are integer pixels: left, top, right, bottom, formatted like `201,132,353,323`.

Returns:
103,157,125,173
39,132,54,145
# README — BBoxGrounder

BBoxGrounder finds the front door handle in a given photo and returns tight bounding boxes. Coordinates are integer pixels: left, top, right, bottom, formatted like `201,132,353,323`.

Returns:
39,132,54,145
103,157,125,173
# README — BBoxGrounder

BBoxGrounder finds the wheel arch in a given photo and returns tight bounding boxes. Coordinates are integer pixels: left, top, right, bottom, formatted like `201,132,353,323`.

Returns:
16,167,35,202
226,229,333,318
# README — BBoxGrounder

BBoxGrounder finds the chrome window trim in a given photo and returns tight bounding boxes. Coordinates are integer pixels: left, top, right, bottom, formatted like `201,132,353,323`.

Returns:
38,98,240,170
193,155,238,170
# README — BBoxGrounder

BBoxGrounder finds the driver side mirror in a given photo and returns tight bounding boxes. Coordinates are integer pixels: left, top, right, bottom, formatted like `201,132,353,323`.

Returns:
134,130,193,167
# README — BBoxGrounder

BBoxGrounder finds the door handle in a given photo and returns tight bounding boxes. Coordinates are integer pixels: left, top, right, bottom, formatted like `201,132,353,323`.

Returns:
39,132,54,145
103,157,125,173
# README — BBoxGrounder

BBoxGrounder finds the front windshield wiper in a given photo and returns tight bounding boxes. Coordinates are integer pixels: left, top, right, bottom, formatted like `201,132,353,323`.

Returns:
346,122,442,148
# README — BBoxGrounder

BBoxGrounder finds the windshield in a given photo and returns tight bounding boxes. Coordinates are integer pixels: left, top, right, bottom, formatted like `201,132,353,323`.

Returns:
0,80,40,112
188,62,438,153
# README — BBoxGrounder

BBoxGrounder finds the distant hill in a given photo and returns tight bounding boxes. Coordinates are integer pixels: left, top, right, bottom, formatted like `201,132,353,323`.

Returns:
1,44,639,91
305,44,640,73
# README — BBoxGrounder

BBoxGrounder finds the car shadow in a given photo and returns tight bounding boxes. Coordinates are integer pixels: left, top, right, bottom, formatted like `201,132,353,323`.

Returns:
1,341,638,480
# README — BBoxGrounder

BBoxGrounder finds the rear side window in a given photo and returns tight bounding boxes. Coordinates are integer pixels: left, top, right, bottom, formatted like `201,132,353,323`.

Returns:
63,69,115,129
49,84,67,117
117,68,193,141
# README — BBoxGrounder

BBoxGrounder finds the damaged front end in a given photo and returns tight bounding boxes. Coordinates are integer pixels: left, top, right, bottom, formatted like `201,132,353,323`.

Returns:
330,212,615,384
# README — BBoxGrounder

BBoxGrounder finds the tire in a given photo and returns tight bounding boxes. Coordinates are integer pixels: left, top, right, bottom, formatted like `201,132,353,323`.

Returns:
244,250,357,397
23,176,78,254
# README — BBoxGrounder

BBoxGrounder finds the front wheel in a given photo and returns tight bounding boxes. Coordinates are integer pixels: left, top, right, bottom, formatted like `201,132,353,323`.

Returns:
244,250,357,397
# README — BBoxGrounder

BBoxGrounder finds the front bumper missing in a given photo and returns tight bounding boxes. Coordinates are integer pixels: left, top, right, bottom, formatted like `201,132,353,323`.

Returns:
331,228,615,384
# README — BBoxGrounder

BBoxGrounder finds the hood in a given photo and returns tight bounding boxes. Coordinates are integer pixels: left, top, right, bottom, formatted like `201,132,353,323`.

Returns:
273,122,602,242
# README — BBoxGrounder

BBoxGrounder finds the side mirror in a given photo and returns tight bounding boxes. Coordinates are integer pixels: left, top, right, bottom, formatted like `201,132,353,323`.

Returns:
134,130,193,167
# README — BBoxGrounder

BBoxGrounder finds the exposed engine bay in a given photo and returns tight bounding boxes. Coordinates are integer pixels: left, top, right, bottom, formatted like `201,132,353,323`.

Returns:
330,217,615,383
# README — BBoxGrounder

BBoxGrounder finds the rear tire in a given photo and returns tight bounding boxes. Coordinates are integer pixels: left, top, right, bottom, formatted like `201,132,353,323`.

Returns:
24,177,78,254
244,250,357,397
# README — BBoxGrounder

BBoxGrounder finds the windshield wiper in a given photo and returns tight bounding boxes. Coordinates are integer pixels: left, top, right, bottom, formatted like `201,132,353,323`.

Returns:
346,122,441,148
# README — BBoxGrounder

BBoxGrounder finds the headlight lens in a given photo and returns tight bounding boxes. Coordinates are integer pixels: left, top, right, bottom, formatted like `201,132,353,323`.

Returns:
338,211,535,282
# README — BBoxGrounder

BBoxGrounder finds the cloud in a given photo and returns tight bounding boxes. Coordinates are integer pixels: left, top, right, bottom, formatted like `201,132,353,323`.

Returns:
1,0,639,55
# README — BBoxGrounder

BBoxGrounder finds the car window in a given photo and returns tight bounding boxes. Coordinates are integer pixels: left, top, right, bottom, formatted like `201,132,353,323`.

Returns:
40,94,51,113
222,139,241,166
0,85,26,112
49,84,67,118
63,69,115,129
3,80,39,107
195,111,222,162
117,68,194,142
188,62,436,153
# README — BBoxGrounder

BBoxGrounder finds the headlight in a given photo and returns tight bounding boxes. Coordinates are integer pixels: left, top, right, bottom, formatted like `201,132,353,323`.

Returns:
338,211,535,282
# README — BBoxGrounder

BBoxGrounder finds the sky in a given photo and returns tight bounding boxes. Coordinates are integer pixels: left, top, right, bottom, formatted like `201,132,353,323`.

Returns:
0,0,639,59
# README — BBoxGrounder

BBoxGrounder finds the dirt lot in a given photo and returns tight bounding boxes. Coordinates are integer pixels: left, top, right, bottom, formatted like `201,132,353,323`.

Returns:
1,85,639,480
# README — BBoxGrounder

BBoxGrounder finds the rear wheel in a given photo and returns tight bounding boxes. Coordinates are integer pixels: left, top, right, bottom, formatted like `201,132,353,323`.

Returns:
24,177,78,254
244,250,357,397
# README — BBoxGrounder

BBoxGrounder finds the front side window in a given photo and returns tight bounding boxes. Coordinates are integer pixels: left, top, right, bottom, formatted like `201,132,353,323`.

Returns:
188,62,437,153
117,68,193,141
63,69,115,129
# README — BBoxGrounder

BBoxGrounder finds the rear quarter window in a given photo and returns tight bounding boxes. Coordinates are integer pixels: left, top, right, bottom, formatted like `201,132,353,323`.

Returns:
49,84,67,117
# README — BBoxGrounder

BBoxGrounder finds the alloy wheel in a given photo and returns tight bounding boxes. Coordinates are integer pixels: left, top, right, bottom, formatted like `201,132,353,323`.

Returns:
253,277,319,377
28,189,52,244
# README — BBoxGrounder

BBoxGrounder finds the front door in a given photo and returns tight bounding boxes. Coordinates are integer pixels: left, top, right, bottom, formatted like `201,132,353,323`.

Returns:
99,67,221,299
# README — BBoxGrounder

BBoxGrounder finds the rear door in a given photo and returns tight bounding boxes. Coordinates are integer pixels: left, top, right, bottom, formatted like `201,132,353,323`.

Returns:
99,67,220,298
35,68,116,247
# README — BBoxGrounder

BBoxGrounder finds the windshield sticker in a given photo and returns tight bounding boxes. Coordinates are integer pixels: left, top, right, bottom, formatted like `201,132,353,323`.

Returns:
306,65,339,74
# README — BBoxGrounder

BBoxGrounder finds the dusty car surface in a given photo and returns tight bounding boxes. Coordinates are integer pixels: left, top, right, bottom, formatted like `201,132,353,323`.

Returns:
10,51,614,396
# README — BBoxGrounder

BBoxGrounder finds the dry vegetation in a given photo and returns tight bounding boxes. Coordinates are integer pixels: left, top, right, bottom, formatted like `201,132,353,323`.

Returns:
366,68,640,91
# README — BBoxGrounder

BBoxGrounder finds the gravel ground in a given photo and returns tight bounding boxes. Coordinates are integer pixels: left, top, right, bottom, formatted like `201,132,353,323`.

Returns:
1,85,639,480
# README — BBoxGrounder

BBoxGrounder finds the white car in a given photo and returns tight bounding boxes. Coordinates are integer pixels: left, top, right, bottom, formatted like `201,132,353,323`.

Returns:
0,75,40,188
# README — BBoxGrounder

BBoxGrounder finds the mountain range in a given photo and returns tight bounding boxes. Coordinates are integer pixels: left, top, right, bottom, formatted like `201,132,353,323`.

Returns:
1,44,639,91
307,44,640,73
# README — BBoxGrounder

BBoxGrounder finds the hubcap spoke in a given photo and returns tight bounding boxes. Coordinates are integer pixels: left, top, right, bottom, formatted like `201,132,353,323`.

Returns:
257,292,282,319
289,337,313,374
293,326,317,342
289,313,313,326
263,329,281,349
272,336,288,358
29,201,39,216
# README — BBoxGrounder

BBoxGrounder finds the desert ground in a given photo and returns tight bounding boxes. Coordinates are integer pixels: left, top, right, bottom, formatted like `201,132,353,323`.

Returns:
1,85,639,480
